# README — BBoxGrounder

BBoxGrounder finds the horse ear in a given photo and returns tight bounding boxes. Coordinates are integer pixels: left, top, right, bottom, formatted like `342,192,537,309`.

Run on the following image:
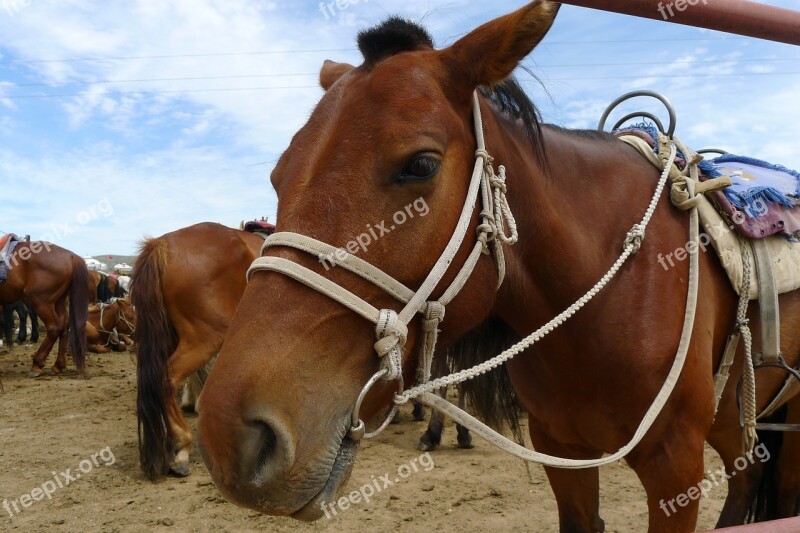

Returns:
320,60,355,91
441,0,559,93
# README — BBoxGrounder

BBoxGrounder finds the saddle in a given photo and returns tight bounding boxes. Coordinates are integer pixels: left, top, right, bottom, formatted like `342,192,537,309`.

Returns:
608,102,800,439
0,234,21,284
243,219,276,239
614,126,800,299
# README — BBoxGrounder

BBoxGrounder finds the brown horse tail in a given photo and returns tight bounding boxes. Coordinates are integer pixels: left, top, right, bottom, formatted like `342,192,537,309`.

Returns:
745,405,787,522
131,237,177,480
69,255,90,373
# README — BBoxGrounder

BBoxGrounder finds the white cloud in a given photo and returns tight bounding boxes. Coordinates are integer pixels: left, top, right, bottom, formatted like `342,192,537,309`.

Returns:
0,0,798,255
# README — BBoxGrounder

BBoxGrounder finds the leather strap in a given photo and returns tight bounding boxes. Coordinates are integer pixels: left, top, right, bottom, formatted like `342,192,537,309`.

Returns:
752,239,782,364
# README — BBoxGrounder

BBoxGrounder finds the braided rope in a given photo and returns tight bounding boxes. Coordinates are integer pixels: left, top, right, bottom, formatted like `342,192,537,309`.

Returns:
737,238,757,452
397,144,678,403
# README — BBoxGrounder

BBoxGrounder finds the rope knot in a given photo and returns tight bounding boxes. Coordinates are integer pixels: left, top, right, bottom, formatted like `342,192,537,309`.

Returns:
475,148,493,165
375,309,407,381
624,224,646,253
418,301,446,384
488,175,507,194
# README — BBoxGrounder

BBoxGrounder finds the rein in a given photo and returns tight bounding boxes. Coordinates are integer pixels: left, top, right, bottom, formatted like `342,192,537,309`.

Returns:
247,92,704,468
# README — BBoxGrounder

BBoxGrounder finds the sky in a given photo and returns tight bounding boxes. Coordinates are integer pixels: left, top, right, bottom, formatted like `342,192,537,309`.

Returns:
0,0,798,256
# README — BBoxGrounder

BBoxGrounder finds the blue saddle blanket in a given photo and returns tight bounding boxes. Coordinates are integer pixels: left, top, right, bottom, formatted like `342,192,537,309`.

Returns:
0,234,21,283
711,154,799,212
614,123,800,239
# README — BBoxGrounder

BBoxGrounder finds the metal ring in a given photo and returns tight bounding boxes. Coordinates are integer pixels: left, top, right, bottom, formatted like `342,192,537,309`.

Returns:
698,149,729,157
735,356,800,429
347,369,403,441
598,90,677,137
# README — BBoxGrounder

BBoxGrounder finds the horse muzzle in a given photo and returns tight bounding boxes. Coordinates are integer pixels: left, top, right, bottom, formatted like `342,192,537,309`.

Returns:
197,399,357,519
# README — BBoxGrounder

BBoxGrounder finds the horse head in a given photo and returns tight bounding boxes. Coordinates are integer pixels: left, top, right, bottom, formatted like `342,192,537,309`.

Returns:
198,0,559,520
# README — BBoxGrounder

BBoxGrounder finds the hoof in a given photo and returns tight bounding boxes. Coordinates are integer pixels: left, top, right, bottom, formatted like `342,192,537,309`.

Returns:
411,403,426,422
50,367,64,376
169,463,191,478
417,440,437,452
457,439,474,450
417,433,439,452
28,370,45,378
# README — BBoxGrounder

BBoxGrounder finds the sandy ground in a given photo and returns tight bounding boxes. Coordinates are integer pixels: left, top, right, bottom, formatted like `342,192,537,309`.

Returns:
0,343,730,532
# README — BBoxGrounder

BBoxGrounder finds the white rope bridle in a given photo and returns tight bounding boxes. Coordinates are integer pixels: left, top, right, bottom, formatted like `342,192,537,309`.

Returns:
248,92,516,438
247,91,701,468
95,300,135,345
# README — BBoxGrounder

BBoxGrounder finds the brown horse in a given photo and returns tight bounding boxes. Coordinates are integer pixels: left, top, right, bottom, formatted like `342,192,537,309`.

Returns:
88,269,101,304
131,222,265,479
196,2,800,531
86,298,136,353
0,240,89,376
107,274,126,299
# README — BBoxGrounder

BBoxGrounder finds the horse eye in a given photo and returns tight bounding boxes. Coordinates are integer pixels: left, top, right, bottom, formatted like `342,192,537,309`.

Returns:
397,155,440,183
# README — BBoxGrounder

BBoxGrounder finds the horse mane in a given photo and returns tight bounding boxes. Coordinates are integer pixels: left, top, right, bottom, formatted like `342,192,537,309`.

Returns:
357,17,548,166
357,17,434,67
446,315,525,444
479,80,548,169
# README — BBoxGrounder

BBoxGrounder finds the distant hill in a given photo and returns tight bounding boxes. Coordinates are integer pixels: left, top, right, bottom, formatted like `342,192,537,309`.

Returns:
90,255,138,271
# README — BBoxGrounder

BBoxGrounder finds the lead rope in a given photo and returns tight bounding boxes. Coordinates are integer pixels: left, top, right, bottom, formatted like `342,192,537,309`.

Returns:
398,143,677,404
395,143,703,469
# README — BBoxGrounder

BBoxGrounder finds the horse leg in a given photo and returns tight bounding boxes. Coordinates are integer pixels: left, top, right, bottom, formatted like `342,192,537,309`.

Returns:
2,304,13,348
455,386,473,449
418,387,448,451
51,296,69,374
180,371,205,413
706,422,766,527
27,304,38,343
529,425,605,533
90,343,111,354
28,304,60,377
165,341,217,476
626,430,707,533
412,400,426,421
15,301,28,344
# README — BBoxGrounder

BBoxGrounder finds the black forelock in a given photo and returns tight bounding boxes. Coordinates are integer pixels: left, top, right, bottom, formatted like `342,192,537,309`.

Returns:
357,17,434,67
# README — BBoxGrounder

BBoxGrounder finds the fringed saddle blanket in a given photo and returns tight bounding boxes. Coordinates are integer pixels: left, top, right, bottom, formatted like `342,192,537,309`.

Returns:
614,125,800,299
615,125,800,241
710,155,800,241
0,234,21,284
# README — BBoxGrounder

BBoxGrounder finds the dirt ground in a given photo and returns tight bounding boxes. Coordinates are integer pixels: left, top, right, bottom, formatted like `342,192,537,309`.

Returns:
0,342,730,532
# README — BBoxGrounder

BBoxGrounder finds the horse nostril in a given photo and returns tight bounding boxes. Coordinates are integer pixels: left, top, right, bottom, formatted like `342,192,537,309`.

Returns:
238,413,295,486
253,420,278,474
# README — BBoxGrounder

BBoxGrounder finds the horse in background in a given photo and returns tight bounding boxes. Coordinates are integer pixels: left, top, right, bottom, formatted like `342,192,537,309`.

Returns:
89,270,114,303
2,300,39,347
131,222,269,479
0,238,89,376
108,273,127,299
86,298,136,353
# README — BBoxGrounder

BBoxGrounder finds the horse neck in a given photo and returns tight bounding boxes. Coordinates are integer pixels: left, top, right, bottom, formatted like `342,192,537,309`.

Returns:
484,114,660,322
102,303,118,330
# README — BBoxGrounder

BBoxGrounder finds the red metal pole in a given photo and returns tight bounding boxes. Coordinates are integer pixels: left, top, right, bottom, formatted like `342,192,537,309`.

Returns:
701,516,800,532
557,0,800,46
